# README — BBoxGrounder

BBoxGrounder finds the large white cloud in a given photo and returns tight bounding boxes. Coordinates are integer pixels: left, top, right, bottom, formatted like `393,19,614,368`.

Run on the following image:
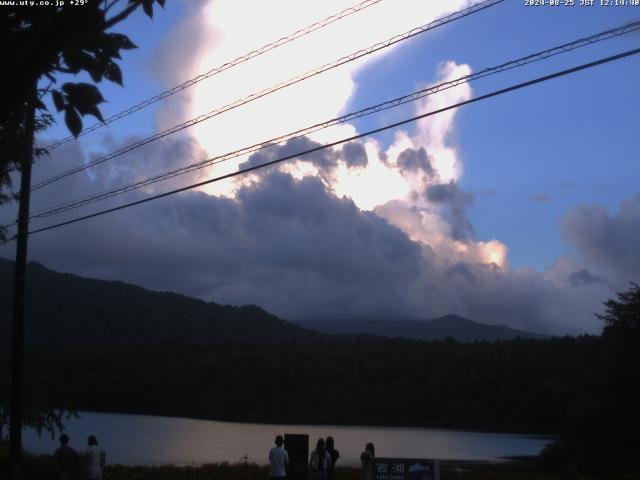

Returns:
2,0,636,335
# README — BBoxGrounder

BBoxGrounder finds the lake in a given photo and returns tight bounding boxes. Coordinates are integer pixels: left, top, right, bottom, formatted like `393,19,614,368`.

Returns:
23,412,552,466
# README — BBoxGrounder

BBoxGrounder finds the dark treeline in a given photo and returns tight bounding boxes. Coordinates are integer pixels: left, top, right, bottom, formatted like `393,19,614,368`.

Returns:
0,336,602,433
1,278,638,476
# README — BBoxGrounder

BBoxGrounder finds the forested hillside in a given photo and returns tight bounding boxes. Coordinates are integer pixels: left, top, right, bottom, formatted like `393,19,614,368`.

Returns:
0,336,601,433
300,316,550,342
0,259,321,352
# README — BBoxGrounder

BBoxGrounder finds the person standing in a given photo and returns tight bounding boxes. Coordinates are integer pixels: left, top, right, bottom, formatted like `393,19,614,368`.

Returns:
54,434,78,480
269,434,289,480
326,436,340,480
360,442,375,480
309,438,332,480
84,435,102,480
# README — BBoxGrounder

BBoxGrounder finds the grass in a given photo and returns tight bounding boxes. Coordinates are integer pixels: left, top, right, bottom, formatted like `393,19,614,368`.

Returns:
2,444,637,480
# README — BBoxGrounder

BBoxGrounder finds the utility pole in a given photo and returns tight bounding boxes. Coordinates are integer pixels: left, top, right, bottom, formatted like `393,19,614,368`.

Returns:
9,77,37,480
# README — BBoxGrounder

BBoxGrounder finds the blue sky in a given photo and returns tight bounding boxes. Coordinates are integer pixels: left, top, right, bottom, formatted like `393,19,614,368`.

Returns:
3,0,639,334
345,1,640,269
87,0,640,271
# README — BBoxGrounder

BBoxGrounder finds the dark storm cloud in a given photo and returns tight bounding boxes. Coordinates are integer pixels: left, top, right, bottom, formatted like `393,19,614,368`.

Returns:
447,263,606,334
340,142,368,168
27,133,206,203
562,195,640,284
1,134,634,334
445,262,476,283
1,142,426,320
239,136,338,174
568,269,606,288
425,181,475,240
396,147,434,176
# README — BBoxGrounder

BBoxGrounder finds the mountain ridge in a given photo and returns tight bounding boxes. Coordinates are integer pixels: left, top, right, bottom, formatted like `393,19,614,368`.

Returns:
0,258,322,352
297,315,550,341
1,258,549,351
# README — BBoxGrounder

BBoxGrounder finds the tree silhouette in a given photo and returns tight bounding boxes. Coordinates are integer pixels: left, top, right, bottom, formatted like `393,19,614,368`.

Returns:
0,2,167,477
541,282,640,475
0,0,166,239
598,281,640,336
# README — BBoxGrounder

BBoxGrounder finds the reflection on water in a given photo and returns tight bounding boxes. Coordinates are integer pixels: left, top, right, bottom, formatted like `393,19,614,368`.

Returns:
23,411,551,466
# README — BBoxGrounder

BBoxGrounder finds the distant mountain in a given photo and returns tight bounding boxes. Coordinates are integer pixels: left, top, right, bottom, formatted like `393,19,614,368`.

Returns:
0,258,549,353
298,315,550,342
0,258,322,352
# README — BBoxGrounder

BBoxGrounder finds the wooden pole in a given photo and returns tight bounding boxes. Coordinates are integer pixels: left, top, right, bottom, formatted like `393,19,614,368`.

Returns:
9,77,37,480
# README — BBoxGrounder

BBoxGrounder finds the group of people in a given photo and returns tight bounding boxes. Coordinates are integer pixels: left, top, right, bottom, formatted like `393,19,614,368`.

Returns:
269,435,375,480
308,437,340,480
53,433,103,480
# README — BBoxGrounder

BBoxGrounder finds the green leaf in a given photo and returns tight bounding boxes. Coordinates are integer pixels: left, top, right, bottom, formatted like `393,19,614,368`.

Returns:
64,107,82,138
62,50,82,74
104,62,123,86
62,83,105,106
106,33,137,51
34,98,47,111
156,0,166,7
87,68,103,83
62,49,95,74
51,90,65,112
76,104,105,124
142,0,154,18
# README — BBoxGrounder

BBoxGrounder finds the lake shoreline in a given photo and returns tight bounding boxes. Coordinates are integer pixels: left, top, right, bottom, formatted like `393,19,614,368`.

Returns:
20,411,553,467
73,408,560,436
2,446,565,480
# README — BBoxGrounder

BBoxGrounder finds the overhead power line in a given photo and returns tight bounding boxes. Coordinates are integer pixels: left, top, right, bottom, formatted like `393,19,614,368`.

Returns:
43,0,384,152
2,46,634,244
26,19,640,220
30,0,505,192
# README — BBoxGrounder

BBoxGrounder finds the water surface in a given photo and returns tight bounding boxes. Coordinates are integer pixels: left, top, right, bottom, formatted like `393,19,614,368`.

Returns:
23,411,551,466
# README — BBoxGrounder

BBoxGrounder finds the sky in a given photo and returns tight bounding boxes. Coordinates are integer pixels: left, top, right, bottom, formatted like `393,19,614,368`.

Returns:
1,0,639,334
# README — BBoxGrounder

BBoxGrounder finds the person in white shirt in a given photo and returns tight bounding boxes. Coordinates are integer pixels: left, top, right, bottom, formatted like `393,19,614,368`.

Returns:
310,438,332,480
84,435,102,480
268,434,289,479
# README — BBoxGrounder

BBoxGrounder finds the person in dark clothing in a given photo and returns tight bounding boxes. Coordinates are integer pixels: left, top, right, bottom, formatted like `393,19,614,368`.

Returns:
360,442,375,480
54,433,79,480
310,438,331,480
326,436,340,480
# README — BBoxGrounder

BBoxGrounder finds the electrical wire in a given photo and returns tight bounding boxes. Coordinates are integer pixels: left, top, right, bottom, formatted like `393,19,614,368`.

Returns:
27,19,640,220
43,0,384,151
2,46,634,243
30,0,505,192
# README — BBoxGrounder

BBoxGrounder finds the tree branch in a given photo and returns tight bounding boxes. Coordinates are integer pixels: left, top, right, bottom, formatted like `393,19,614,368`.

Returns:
104,0,123,14
104,3,139,29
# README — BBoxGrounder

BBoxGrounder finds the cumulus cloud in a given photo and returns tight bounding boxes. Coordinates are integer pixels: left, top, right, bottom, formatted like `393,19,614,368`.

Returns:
3,1,637,337
239,136,338,176
562,195,640,286
0,158,614,334
425,181,475,241
568,269,607,288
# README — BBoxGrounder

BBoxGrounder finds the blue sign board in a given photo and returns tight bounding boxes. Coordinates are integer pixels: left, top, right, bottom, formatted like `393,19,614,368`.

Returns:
373,458,440,480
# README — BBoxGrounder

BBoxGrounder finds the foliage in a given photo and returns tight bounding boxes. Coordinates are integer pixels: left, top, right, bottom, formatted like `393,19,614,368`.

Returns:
0,330,635,477
0,352,76,443
0,403,76,444
0,336,602,433
598,282,640,339
0,0,166,238
0,451,620,480
0,259,315,353
0,0,168,456
540,283,640,476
